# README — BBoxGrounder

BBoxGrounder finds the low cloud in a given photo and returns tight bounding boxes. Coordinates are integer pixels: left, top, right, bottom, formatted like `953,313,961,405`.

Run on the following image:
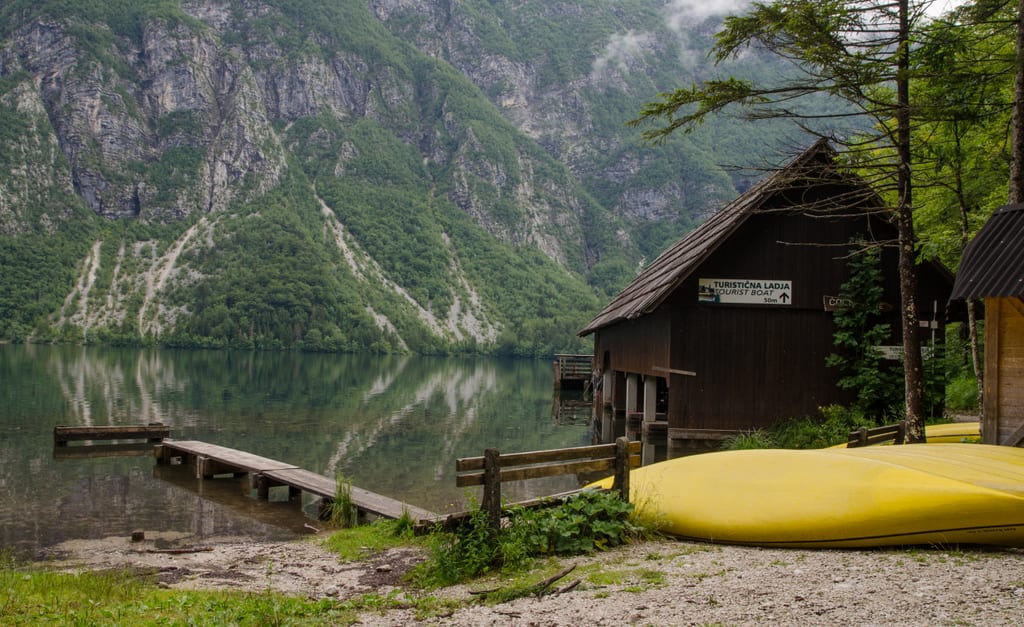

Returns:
665,0,750,33
592,30,655,80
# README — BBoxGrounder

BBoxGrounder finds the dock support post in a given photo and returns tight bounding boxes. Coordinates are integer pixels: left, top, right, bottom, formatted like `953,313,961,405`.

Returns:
612,437,631,502
251,473,269,500
481,448,501,537
642,376,658,465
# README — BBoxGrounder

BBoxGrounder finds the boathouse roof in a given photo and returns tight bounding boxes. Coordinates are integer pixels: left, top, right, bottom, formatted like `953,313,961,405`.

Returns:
951,203,1024,300
579,139,882,336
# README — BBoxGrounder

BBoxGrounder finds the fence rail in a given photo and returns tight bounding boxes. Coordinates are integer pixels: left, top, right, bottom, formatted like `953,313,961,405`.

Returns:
847,422,906,447
456,437,639,533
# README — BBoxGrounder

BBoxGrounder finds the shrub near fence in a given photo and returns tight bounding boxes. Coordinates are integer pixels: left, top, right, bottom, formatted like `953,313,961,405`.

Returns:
455,437,639,534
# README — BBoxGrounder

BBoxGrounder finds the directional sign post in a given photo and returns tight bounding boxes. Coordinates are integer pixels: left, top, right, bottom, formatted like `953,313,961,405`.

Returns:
698,278,793,306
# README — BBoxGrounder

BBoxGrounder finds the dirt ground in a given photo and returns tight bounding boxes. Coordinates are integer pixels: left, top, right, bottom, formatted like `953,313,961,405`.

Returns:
36,530,1024,625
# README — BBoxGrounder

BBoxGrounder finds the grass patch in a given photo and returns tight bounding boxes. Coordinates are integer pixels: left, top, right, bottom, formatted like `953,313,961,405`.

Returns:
321,515,419,562
0,550,457,625
410,490,653,591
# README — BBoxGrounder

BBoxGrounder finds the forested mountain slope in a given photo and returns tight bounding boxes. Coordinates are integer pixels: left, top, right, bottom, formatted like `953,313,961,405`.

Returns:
0,0,798,353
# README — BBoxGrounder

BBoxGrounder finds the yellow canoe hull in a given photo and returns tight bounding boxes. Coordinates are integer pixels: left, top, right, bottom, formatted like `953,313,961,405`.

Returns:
924,421,981,443
833,421,981,447
592,443,1024,548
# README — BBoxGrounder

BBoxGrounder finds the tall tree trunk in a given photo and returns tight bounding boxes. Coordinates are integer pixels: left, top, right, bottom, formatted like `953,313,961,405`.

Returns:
952,124,985,416
1010,0,1024,204
898,0,926,443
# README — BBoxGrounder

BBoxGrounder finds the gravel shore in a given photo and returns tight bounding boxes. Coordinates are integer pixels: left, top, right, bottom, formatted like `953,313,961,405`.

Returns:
39,533,1024,625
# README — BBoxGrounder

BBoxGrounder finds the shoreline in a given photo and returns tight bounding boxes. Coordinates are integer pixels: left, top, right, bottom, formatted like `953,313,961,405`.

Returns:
32,532,1024,625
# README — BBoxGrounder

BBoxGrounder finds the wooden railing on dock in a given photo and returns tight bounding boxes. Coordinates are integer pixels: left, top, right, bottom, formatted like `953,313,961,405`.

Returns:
553,354,593,390
54,423,170,446
456,437,639,533
155,439,437,524
847,422,906,447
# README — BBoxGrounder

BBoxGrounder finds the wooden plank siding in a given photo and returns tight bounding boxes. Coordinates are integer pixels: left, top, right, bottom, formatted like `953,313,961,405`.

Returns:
583,140,954,454
987,297,1024,445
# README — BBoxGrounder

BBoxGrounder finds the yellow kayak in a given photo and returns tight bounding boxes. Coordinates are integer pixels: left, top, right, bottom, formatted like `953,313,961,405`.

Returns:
831,421,981,448
925,421,981,443
591,443,1024,548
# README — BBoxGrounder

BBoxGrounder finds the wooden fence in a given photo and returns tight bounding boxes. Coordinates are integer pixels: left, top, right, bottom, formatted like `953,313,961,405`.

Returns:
847,421,906,447
456,437,639,533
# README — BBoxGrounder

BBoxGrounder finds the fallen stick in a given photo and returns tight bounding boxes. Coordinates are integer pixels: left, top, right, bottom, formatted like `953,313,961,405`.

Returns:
144,547,214,555
533,564,576,597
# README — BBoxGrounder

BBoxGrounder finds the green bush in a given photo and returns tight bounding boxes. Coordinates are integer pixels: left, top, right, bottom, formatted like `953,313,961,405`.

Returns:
412,490,643,587
945,373,980,411
415,508,499,587
721,430,776,450
506,489,641,556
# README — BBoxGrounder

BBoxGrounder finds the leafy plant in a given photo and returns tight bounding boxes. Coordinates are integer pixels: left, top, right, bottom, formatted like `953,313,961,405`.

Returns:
721,430,776,450
506,490,643,556
826,243,904,418
412,490,645,588
414,507,500,587
327,473,357,528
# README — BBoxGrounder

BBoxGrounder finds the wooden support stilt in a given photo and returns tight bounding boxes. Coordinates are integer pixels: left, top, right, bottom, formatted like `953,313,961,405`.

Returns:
481,448,501,536
612,437,631,502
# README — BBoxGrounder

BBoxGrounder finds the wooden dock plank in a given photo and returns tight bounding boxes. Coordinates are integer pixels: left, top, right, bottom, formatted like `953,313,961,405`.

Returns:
158,439,437,523
262,467,437,522
159,440,298,472
54,423,170,445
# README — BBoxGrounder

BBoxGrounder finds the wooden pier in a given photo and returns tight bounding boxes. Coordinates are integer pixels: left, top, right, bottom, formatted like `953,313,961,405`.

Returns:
553,354,593,390
54,423,170,446
155,440,437,524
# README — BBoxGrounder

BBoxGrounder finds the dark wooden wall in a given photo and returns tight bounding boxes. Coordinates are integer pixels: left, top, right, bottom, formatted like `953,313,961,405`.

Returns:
592,187,955,441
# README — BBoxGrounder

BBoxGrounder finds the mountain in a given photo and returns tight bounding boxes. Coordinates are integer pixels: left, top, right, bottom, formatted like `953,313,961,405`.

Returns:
0,0,798,354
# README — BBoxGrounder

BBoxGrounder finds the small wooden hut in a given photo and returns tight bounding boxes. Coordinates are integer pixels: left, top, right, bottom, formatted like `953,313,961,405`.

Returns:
950,203,1024,446
580,139,954,459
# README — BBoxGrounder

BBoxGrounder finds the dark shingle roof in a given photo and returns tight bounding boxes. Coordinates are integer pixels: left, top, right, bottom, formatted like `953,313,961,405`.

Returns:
950,203,1024,300
579,139,876,336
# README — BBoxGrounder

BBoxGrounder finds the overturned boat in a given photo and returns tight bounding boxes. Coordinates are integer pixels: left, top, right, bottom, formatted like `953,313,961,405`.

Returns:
594,443,1024,548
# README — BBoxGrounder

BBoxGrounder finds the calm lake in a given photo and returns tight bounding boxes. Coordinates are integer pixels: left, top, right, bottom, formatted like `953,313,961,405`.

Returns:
0,345,593,555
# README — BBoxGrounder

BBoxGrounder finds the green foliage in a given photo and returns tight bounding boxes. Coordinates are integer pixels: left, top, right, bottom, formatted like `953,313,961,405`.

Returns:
773,405,877,449
720,405,876,450
722,430,776,450
506,490,643,556
322,518,417,562
945,373,980,411
413,490,643,588
826,244,903,418
0,550,443,624
328,473,357,528
415,508,500,587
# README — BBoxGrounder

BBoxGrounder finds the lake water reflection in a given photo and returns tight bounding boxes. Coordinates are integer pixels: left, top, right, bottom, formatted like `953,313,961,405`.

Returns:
0,345,592,554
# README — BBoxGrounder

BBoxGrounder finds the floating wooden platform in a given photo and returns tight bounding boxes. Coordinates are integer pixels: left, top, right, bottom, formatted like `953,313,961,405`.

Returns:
54,423,170,446
155,439,437,524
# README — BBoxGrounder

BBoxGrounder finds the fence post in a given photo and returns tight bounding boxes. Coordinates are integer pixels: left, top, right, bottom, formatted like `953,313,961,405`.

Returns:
481,448,501,536
612,436,630,502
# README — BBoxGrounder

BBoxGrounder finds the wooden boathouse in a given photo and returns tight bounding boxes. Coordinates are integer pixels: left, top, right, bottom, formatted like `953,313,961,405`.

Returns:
951,202,1024,446
579,139,955,458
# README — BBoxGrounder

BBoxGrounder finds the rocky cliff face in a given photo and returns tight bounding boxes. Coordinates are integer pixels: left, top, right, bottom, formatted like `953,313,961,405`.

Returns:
0,0,768,351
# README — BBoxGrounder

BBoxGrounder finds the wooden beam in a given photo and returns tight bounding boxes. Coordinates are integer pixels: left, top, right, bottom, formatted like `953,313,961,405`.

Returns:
984,298,1001,445
54,423,170,446
1000,420,1024,447
456,441,641,472
651,366,696,377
